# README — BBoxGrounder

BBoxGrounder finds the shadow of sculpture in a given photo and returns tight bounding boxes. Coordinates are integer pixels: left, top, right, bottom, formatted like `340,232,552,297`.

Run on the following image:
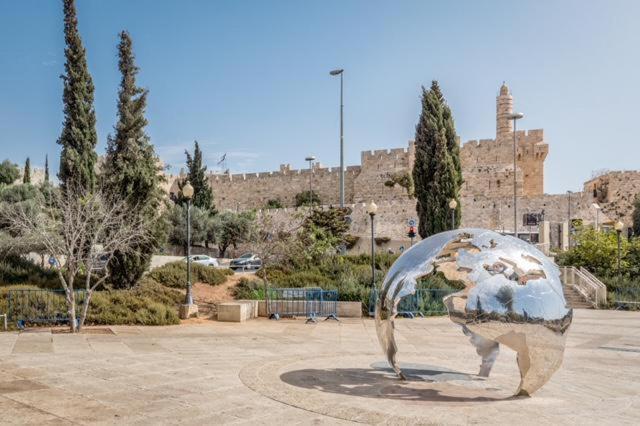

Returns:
280,363,520,403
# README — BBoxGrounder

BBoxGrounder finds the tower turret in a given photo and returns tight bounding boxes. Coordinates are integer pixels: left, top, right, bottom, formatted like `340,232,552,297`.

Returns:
496,82,513,139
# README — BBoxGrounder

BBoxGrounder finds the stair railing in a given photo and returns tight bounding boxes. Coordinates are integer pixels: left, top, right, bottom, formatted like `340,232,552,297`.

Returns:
559,266,607,308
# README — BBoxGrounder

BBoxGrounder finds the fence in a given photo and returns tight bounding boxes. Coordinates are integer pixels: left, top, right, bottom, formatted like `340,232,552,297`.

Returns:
611,287,640,310
368,288,457,318
7,289,86,329
266,288,339,323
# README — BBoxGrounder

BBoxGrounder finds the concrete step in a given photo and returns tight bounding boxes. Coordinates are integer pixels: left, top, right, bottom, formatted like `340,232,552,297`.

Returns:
563,285,594,309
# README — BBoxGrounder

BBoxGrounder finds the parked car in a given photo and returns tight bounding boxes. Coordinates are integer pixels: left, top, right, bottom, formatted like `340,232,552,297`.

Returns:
230,253,262,271
183,255,220,267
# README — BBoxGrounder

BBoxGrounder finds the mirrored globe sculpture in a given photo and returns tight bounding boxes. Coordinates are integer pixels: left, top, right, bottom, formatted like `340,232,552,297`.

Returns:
375,228,572,396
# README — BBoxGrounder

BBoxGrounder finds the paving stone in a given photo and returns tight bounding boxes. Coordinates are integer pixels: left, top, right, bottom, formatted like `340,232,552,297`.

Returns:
0,310,638,424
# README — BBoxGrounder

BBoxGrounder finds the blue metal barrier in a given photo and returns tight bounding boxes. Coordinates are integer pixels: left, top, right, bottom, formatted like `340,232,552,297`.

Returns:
369,288,457,318
266,287,339,323
613,287,640,310
8,289,86,329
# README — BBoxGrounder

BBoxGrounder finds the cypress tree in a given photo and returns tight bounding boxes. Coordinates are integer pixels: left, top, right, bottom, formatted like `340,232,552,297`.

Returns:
57,0,98,192
412,81,461,237
44,155,50,183
431,82,462,227
102,31,165,288
23,158,31,184
182,141,215,212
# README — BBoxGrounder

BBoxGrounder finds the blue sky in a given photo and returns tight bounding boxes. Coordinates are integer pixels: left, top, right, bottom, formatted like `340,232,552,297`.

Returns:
1,0,638,194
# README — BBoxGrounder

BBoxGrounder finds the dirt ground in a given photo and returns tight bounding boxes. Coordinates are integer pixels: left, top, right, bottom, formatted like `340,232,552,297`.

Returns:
189,271,258,318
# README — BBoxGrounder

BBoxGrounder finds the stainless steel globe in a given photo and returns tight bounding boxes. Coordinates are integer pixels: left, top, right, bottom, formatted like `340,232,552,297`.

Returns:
375,228,572,396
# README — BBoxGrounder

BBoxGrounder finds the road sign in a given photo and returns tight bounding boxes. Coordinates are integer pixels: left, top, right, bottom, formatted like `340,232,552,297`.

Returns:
408,219,416,227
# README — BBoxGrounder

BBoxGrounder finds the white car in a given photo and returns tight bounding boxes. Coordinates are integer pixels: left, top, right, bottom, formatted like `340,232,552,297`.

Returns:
184,255,220,267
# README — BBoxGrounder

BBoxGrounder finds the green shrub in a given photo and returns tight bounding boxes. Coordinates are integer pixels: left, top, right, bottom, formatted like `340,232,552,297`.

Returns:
148,261,232,288
233,277,265,300
0,256,58,288
85,278,181,326
0,279,182,328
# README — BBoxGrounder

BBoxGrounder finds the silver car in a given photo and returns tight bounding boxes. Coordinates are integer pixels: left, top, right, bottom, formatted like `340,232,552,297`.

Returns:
183,255,220,267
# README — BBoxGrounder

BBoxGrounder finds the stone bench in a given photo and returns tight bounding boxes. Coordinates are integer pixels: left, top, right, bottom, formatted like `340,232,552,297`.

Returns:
217,301,258,322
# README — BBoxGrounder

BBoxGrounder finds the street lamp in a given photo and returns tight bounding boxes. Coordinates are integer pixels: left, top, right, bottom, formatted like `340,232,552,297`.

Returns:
330,68,345,208
448,199,458,230
305,156,316,207
592,203,601,231
615,220,624,281
567,191,572,249
182,181,195,307
367,201,378,287
508,112,524,239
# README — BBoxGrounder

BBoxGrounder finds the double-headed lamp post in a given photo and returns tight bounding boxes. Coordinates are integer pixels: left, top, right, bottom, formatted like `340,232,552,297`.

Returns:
330,68,345,207
448,199,458,230
182,181,195,306
305,156,316,206
615,220,624,281
367,201,378,287
507,112,524,238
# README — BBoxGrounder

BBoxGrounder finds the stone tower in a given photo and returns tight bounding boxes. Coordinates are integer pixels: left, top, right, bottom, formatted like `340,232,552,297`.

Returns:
496,82,513,140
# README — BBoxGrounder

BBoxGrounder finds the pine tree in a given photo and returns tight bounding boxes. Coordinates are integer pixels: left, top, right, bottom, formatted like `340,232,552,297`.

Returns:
181,141,215,212
57,0,98,192
23,158,31,184
412,81,462,237
103,31,165,288
44,155,50,183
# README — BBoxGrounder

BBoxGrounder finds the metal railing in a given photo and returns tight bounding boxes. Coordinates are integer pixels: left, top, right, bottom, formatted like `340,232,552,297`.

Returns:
266,288,339,323
559,266,607,308
611,287,640,309
7,289,86,329
369,288,457,318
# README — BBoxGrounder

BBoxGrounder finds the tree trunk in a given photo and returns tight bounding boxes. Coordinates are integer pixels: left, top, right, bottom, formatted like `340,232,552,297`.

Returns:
67,290,77,333
78,291,93,332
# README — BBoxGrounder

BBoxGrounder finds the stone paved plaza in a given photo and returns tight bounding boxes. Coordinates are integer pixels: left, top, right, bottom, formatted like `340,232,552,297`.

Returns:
0,309,639,425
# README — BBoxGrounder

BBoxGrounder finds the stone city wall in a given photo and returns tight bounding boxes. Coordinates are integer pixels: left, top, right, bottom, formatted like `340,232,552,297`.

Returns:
460,129,547,197
583,171,640,225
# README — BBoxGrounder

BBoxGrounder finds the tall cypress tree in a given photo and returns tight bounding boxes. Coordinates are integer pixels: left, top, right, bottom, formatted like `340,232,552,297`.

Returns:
431,81,462,227
413,81,461,237
103,31,165,288
57,0,98,192
44,155,50,183
182,141,215,212
23,158,31,184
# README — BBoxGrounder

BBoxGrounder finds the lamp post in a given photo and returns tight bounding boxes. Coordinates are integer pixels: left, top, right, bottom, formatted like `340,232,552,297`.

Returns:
330,68,344,207
367,201,378,287
615,220,624,281
305,156,316,207
507,112,524,238
182,181,195,307
567,191,572,249
592,203,601,231
448,199,458,230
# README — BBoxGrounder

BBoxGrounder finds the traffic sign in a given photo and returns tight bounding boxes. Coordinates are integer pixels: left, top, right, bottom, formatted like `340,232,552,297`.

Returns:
408,219,416,227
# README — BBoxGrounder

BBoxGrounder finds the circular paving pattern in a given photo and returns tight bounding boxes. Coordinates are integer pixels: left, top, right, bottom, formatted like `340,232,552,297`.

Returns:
238,352,548,424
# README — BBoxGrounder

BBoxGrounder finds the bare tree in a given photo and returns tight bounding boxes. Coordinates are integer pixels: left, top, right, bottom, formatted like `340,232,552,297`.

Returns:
249,209,305,288
0,184,150,332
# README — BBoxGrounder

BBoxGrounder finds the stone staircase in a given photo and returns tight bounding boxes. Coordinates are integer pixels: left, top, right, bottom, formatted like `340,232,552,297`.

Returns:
563,284,594,309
